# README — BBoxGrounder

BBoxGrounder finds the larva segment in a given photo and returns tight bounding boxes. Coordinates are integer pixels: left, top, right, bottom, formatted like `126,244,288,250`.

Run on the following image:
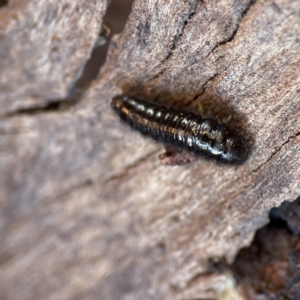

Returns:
111,95,249,164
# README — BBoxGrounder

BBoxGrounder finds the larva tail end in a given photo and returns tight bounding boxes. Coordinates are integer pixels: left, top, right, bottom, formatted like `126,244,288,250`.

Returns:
111,95,127,111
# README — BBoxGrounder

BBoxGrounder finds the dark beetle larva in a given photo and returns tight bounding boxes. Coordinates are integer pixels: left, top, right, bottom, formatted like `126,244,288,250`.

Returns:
111,95,249,164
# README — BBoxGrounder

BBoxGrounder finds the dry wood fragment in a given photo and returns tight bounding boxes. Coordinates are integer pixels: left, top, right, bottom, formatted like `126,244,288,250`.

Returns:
0,0,299,299
0,0,107,115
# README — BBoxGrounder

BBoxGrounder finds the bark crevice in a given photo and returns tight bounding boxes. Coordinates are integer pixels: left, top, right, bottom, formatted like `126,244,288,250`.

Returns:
252,132,300,173
206,0,257,58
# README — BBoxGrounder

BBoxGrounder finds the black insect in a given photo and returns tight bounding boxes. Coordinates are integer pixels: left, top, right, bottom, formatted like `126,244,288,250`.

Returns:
111,95,249,164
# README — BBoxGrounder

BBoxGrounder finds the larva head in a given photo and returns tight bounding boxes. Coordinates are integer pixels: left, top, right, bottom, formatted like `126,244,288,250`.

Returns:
223,132,249,164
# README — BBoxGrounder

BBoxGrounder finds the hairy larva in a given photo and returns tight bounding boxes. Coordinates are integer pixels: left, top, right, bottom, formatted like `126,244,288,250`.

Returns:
111,95,249,164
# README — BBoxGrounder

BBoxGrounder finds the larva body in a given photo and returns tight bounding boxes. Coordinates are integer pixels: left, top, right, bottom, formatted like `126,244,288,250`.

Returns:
111,95,248,164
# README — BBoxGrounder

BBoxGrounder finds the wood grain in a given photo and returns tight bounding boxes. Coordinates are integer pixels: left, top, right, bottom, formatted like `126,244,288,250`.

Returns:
0,0,299,299
0,0,107,115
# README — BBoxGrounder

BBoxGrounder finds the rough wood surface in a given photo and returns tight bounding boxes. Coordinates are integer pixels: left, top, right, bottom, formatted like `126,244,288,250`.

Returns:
0,0,299,300
233,198,300,299
0,0,107,115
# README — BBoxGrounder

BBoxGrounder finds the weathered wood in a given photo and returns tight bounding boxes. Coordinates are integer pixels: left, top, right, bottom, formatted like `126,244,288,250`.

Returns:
0,0,299,299
0,0,107,115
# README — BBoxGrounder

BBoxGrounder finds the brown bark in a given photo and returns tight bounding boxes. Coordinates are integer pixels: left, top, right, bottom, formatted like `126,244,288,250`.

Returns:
0,0,299,299
232,198,300,299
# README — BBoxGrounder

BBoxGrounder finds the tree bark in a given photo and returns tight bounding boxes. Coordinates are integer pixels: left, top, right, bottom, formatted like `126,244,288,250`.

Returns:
0,0,107,115
0,0,299,299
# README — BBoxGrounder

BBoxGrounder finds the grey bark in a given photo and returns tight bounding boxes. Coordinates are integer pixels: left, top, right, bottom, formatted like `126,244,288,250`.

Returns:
0,0,299,299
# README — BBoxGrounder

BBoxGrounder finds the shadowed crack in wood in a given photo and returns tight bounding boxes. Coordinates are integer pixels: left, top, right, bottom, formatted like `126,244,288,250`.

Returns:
0,0,299,300
232,197,300,299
